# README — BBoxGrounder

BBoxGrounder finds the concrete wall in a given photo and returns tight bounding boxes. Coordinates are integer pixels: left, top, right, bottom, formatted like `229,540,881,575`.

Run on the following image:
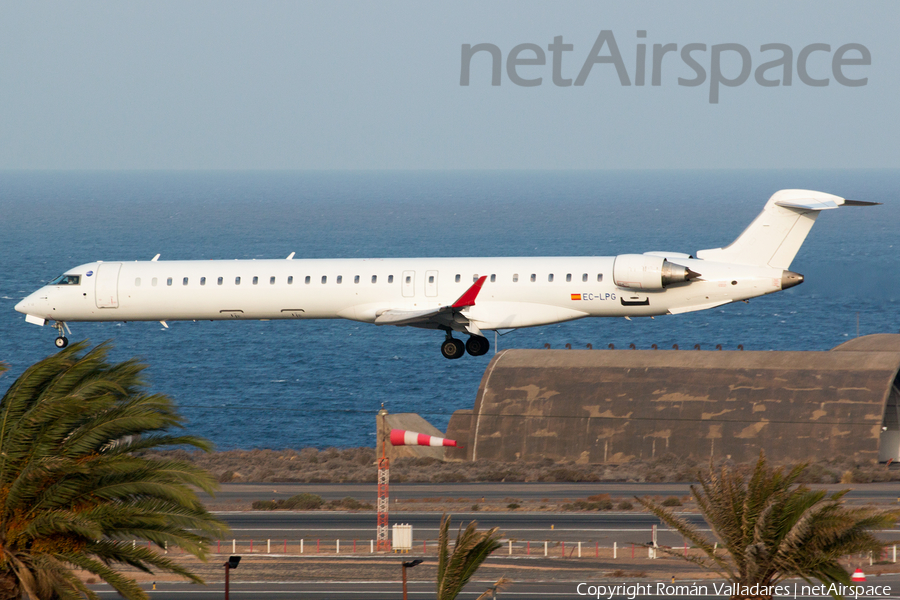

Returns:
445,334,900,464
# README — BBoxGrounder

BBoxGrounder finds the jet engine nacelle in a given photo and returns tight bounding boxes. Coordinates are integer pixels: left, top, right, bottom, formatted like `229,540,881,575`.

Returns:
613,254,698,290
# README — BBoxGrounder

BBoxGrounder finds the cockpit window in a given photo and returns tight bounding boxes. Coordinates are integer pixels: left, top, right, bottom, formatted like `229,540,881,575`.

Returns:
50,274,80,286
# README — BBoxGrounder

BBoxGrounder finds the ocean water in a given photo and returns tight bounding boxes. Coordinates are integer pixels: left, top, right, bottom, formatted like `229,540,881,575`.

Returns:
1,170,898,450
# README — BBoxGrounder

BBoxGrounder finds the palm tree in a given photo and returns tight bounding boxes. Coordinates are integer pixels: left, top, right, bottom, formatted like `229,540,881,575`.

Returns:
638,453,899,599
0,341,229,600
436,514,509,600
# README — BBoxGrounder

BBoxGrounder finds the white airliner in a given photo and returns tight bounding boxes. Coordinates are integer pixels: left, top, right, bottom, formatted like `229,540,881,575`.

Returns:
15,189,876,359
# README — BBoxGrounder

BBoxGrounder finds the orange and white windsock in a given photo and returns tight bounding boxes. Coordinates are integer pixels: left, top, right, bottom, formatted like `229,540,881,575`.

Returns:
390,429,458,448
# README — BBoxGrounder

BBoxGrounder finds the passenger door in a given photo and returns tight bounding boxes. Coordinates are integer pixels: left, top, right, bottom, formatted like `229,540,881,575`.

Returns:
95,262,122,308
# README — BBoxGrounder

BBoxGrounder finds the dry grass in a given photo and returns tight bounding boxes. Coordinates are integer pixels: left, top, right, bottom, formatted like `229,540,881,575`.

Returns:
143,449,900,485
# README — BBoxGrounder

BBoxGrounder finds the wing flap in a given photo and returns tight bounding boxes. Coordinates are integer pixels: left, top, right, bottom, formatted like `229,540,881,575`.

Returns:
375,306,450,326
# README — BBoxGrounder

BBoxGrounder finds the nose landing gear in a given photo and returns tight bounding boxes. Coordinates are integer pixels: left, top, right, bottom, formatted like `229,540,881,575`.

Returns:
53,321,69,349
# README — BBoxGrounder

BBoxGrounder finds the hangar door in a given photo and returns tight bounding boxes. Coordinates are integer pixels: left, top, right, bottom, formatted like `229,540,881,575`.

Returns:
879,373,900,462
95,263,122,308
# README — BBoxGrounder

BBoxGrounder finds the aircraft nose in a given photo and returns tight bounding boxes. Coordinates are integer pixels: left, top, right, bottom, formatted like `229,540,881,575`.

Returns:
14,298,29,314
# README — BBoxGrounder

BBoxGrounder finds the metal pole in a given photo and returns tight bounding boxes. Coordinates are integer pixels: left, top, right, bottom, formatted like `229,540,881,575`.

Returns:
224,564,229,600
402,563,408,600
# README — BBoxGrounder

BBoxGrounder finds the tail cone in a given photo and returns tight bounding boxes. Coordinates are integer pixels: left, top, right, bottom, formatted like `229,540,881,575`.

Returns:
781,271,804,290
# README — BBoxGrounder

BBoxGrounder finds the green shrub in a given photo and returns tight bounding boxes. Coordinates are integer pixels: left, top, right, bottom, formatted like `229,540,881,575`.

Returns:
283,493,325,510
616,500,634,510
661,496,682,507
251,500,279,510
328,497,373,510
507,503,521,510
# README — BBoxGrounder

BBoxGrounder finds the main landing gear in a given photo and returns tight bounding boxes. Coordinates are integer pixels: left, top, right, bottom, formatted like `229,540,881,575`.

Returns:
440,331,490,360
53,321,68,349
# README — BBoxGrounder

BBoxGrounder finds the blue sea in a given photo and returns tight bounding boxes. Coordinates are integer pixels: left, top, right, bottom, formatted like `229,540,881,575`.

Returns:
1,170,898,450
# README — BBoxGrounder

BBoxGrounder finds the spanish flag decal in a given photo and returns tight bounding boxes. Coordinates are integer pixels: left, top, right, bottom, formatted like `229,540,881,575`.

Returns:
570,293,581,300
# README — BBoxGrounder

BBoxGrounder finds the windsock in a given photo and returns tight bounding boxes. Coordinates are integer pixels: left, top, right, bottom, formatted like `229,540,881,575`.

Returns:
390,429,457,448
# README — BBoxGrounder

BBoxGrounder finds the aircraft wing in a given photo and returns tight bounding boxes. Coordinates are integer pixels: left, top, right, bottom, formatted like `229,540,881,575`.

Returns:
374,276,487,332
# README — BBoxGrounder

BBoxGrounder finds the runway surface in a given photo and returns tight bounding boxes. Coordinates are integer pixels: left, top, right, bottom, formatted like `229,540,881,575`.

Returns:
88,573,900,599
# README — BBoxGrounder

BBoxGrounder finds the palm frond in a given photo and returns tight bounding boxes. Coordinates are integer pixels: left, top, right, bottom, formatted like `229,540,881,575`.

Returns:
638,452,900,591
0,342,227,598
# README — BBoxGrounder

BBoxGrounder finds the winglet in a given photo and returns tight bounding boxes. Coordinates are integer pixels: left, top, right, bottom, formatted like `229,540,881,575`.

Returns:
452,276,487,308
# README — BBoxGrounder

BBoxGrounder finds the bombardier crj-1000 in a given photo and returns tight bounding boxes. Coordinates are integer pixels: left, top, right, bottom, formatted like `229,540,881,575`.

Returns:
15,190,876,359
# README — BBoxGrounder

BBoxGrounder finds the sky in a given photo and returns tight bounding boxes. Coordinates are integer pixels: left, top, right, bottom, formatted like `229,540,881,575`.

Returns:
1,1,898,170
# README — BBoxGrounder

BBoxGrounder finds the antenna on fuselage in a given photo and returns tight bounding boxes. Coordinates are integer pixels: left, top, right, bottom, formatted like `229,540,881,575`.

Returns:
151,254,160,262
286,252,295,260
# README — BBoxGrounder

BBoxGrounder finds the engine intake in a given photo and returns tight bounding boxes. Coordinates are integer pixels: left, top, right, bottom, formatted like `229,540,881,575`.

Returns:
613,254,699,290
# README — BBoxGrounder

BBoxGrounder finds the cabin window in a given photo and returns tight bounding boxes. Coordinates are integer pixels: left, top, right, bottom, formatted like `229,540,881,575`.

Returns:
582,273,588,282
321,276,327,284
513,274,518,282
566,273,572,282
597,273,603,282
235,277,241,285
490,274,496,283
354,275,359,283
183,277,189,286
135,278,141,286
372,275,378,283
217,277,223,285
252,276,258,285
337,275,342,284
405,275,411,284
548,274,554,282
455,274,460,283
200,277,206,286
287,276,293,284
50,274,81,285
530,274,536,282
167,277,173,286
270,276,275,284
305,276,311,284
428,275,434,283
388,275,393,283
152,278,158,286
473,274,479,282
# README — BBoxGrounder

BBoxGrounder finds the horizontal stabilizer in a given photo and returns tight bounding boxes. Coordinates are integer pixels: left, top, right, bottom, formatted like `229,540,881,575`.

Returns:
774,198,839,211
843,199,882,206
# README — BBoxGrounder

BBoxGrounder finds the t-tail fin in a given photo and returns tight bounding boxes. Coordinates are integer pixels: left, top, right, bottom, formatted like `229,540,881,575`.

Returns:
695,189,878,269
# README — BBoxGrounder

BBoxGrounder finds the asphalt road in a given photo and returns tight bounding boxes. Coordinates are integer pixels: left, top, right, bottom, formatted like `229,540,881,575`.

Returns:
204,481,900,505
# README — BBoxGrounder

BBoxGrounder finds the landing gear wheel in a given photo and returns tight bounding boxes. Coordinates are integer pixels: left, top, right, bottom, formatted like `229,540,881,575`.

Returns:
55,336,69,349
440,338,465,360
465,335,490,356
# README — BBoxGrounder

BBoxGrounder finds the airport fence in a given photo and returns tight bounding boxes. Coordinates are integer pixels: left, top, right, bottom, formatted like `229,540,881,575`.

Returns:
129,538,900,563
